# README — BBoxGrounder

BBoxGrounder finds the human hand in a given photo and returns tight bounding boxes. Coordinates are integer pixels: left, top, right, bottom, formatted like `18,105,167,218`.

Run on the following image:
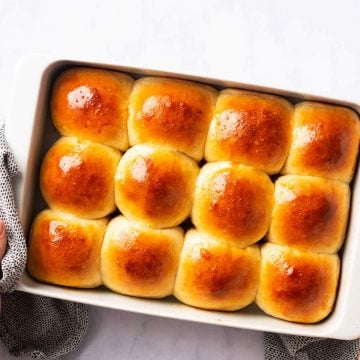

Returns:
0,219,7,311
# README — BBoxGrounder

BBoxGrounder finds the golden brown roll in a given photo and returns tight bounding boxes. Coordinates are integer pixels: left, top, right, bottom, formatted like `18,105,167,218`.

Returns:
282,102,360,183
205,90,293,174
128,77,217,161
192,162,274,248
40,137,121,219
51,67,134,150
27,209,107,287
256,243,340,323
115,144,199,228
101,215,184,298
269,175,350,253
174,230,261,311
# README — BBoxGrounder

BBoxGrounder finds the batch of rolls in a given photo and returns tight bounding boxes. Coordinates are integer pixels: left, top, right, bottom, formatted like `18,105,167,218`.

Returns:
27,67,360,324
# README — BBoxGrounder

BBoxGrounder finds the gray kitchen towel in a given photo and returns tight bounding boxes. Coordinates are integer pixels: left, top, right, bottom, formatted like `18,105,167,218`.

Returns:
265,332,360,360
0,124,89,359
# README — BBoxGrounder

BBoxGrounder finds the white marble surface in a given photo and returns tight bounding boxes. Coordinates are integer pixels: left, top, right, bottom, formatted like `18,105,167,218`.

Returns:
0,0,359,358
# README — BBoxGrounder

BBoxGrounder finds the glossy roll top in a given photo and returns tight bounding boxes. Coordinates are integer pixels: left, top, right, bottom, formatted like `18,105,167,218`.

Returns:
192,162,274,248
128,77,217,161
40,137,121,219
269,175,350,253
115,144,199,228
174,230,261,311
27,209,107,288
51,67,134,150
205,89,293,174
101,216,184,298
282,102,360,183
256,243,340,323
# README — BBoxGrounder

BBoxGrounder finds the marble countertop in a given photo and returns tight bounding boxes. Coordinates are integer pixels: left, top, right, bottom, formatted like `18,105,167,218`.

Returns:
0,0,359,358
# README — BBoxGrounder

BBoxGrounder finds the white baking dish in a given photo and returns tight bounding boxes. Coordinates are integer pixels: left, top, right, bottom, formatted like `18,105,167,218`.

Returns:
6,55,360,340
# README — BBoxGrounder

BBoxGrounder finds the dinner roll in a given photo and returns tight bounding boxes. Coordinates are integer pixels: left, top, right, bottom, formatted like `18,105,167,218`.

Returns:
256,243,340,323
128,77,217,161
269,175,350,253
28,209,107,287
174,230,260,311
51,67,133,150
101,216,184,298
282,102,360,183
40,137,121,219
205,90,293,174
115,144,199,228
192,162,274,248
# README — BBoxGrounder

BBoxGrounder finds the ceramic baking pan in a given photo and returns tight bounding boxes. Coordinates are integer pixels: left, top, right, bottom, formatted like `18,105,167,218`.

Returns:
6,55,360,339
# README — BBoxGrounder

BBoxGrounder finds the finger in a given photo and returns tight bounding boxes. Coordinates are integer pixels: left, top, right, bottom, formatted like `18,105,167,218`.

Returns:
0,219,7,261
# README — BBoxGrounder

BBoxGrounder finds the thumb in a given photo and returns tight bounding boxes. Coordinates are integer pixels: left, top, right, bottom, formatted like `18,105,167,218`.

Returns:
0,220,7,262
